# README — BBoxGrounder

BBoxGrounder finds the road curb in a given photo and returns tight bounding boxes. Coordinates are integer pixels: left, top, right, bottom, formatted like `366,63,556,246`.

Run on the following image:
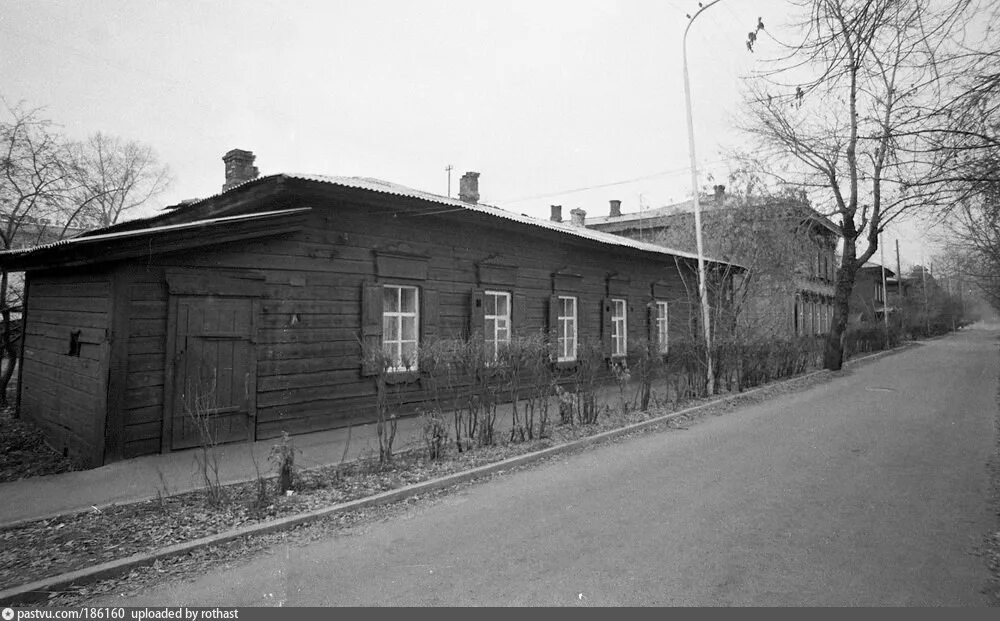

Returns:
0,342,911,605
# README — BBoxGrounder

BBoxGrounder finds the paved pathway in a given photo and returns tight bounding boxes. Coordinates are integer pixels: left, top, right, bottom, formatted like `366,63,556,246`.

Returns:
92,328,998,606
0,374,621,526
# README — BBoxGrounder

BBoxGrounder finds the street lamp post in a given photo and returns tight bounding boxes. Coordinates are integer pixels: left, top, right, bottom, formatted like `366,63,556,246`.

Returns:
682,0,723,395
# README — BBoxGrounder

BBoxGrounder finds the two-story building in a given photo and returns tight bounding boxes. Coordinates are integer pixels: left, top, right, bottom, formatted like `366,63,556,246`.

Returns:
586,186,840,338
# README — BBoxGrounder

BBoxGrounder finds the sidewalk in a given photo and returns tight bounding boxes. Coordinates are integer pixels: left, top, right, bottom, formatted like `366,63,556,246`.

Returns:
0,413,433,527
0,387,584,527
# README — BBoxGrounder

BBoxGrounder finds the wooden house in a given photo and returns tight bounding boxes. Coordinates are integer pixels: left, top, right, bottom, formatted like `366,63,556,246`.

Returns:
849,262,898,324
0,156,738,467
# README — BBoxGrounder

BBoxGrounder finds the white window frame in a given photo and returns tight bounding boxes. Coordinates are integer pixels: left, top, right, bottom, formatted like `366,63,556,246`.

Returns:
484,290,511,363
611,298,627,357
655,301,669,354
557,295,577,362
383,284,419,372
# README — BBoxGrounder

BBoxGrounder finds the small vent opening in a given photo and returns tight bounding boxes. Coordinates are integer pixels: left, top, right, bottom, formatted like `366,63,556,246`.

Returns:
67,330,82,357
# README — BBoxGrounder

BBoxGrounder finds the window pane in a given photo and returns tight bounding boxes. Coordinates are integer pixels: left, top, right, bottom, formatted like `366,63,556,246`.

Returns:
384,316,399,341
496,294,509,316
401,287,417,313
383,287,398,312
401,341,418,368
614,299,625,318
485,317,496,339
497,324,509,341
383,342,397,364
484,293,496,316
401,315,417,341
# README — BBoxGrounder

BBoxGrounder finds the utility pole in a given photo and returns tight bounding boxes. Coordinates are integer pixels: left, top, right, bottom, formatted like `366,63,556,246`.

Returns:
895,239,903,333
921,259,929,335
638,193,646,241
880,232,889,348
445,165,453,198
682,0,724,396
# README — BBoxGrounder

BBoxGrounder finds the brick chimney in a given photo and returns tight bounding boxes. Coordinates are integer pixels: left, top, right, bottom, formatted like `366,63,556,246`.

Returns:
713,184,726,203
609,199,622,217
222,149,259,191
550,205,563,222
459,171,480,204
570,208,586,227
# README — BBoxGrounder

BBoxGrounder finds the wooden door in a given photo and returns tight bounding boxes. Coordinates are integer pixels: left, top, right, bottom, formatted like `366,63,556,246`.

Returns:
170,296,256,450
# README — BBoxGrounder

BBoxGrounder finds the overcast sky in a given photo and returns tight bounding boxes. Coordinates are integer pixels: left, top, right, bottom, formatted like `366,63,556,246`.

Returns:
0,0,937,270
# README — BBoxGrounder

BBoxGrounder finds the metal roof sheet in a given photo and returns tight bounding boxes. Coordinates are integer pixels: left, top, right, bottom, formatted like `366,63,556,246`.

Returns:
9,174,740,269
274,174,738,267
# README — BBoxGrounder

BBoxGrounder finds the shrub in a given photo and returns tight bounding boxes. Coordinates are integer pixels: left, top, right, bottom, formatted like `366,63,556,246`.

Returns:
268,431,297,494
360,341,402,465
419,408,448,460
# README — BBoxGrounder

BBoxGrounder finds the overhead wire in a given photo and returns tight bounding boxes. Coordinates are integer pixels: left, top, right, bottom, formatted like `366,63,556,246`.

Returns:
494,157,731,205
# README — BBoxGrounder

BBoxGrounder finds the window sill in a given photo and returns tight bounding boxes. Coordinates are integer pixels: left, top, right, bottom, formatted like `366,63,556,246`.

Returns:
383,370,419,385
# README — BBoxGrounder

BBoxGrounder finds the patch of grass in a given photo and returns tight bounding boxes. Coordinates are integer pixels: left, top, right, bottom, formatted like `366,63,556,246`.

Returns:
0,407,77,483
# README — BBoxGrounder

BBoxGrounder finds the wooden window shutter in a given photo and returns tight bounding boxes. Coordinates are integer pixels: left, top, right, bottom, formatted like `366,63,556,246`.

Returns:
513,293,528,336
469,289,485,338
547,294,560,360
627,299,637,355
361,282,383,376
646,299,656,346
600,297,613,356
423,287,440,340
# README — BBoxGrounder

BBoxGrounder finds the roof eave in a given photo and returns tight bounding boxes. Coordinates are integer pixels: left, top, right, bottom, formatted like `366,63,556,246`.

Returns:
0,208,311,272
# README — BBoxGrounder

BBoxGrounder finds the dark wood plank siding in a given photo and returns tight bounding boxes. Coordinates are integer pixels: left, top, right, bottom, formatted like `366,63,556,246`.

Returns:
121,270,168,457
20,271,113,467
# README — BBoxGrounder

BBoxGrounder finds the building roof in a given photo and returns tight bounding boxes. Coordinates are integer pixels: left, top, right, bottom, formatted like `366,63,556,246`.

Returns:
0,208,312,271
276,174,737,267
860,262,896,278
9,173,740,271
587,195,841,236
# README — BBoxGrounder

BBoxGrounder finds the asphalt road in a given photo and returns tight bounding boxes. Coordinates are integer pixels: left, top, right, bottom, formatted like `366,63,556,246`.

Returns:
96,328,998,606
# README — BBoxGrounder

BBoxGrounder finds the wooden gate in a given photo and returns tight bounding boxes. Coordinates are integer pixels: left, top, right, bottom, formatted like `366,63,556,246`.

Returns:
169,296,257,450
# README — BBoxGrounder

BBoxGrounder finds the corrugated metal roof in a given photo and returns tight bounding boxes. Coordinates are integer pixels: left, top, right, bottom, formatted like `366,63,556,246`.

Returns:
0,207,312,258
274,173,738,267
17,173,740,268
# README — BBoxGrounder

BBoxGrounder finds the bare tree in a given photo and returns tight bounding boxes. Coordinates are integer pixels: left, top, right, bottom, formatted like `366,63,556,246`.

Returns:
942,188,1000,312
0,101,172,408
0,103,77,407
740,0,972,369
64,132,171,230
649,175,831,340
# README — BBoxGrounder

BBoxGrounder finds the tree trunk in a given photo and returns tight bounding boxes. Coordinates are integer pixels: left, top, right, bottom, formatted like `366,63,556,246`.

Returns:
0,342,17,410
0,270,13,410
824,247,860,371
